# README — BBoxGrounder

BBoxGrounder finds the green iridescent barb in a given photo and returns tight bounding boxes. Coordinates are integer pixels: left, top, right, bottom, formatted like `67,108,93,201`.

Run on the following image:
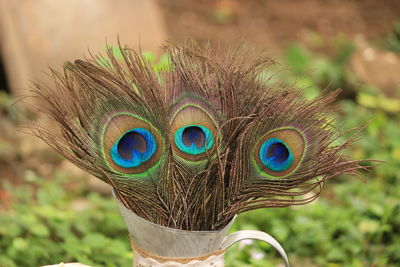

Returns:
29,41,369,231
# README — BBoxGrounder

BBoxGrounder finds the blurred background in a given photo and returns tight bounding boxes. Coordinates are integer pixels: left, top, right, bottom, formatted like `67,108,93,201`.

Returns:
1,0,400,266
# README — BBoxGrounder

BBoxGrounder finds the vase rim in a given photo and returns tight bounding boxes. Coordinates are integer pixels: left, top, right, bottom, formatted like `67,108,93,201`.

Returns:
115,193,236,233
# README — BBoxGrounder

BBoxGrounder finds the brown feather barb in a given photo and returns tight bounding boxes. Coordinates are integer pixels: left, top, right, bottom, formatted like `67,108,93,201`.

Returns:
29,41,368,231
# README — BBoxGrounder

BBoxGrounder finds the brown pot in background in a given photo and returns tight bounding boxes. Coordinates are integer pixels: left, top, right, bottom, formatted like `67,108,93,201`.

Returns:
0,0,167,107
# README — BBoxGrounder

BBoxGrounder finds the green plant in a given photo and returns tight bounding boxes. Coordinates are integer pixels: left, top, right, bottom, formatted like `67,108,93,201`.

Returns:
0,172,132,267
384,20,400,53
284,39,355,96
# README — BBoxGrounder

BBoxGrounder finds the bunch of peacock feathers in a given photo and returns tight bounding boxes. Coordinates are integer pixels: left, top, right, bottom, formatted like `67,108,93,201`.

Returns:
30,41,367,231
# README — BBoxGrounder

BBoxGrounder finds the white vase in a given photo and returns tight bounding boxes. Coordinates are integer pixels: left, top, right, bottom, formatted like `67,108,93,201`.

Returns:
115,199,290,267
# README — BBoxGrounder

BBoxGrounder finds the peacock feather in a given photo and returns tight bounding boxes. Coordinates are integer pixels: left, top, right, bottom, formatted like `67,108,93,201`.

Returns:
29,41,369,231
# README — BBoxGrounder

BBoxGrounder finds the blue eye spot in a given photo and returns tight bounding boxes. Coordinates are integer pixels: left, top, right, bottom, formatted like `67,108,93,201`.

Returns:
174,125,214,155
182,126,205,148
260,138,294,171
110,128,156,168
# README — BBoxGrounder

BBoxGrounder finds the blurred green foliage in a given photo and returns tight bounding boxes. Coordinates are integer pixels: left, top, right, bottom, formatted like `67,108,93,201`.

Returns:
1,40,400,266
0,172,132,267
97,45,171,74
384,20,400,53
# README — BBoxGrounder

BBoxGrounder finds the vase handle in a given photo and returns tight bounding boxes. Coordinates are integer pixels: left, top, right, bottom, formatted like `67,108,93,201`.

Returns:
220,230,290,267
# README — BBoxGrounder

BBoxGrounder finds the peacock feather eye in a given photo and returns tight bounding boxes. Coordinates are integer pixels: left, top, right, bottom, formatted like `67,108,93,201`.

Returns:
174,125,214,155
254,127,305,177
110,128,156,168
101,113,164,175
170,104,218,162
259,138,294,172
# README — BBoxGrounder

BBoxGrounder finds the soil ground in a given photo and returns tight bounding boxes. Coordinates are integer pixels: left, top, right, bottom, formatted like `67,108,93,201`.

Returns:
158,0,400,52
